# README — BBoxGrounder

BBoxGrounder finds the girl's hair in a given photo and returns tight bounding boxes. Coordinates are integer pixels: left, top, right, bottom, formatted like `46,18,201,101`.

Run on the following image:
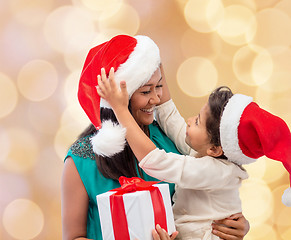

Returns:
206,86,233,158
78,102,144,180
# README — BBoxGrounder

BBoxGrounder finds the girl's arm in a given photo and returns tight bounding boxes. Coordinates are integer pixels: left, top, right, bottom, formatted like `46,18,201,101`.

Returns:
61,157,92,240
97,67,157,161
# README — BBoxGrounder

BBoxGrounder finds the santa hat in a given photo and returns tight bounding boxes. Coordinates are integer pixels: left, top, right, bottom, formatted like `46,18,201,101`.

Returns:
220,94,291,207
78,34,160,157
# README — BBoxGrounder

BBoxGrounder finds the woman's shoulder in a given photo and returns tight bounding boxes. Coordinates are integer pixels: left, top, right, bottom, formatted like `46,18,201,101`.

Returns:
67,134,95,161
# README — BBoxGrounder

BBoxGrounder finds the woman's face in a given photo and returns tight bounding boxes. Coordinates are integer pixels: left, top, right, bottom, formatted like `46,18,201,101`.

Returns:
130,68,162,127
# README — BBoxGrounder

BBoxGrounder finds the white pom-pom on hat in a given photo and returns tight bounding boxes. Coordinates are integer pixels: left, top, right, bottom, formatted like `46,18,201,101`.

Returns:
90,120,127,157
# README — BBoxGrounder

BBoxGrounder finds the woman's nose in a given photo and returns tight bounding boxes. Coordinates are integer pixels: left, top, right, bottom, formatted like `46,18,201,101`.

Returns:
149,92,160,104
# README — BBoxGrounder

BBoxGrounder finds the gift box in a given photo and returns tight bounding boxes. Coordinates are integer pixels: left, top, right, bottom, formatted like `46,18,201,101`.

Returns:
96,177,176,240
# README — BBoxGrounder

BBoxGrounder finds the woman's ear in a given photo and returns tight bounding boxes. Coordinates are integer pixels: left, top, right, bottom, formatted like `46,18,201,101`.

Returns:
207,145,223,157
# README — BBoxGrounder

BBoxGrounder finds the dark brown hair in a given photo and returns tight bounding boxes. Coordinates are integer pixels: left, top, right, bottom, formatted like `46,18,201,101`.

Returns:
78,103,144,180
206,86,233,158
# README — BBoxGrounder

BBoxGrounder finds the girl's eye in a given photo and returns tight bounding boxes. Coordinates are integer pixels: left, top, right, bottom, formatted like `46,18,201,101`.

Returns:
156,84,163,88
195,117,198,125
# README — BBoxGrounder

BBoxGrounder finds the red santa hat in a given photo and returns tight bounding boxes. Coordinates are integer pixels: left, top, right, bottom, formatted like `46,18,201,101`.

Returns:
220,94,291,207
78,34,161,157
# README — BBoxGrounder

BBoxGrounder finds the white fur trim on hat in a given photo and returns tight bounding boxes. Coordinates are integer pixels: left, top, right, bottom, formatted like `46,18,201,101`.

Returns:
101,35,161,108
282,187,291,207
90,120,126,157
220,94,256,165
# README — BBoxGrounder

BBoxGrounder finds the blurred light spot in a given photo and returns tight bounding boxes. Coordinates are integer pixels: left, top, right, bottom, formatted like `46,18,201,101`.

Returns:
184,0,224,33
0,19,52,72
275,0,291,18
3,128,39,173
0,73,18,118
262,157,287,184
98,3,140,36
64,70,81,106
244,157,266,180
240,178,273,227
81,0,123,18
233,45,272,86
62,71,90,128
9,0,54,27
54,125,85,160
222,0,257,11
34,147,63,192
177,57,218,97
252,8,291,48
0,174,31,212
255,0,281,10
274,195,291,232
181,29,222,60
259,47,291,93
17,60,58,101
281,227,291,240
0,126,10,164
245,223,277,240
61,105,90,129
3,199,44,239
217,5,257,46
27,100,61,135
43,6,96,53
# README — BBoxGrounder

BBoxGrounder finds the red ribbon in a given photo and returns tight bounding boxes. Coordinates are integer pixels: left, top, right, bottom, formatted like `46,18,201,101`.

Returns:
109,177,168,240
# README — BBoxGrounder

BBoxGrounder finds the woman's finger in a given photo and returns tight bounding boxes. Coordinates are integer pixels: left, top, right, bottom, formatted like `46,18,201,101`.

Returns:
108,67,117,88
170,231,179,240
212,223,241,240
152,229,161,240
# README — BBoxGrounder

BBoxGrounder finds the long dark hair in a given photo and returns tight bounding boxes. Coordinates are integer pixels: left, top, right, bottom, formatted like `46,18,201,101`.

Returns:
78,103,144,180
206,86,233,159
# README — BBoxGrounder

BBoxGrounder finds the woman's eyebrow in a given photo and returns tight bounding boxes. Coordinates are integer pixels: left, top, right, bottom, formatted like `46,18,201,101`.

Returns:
142,77,163,87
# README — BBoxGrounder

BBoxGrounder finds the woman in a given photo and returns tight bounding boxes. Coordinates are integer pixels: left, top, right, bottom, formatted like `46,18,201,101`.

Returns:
61,34,249,240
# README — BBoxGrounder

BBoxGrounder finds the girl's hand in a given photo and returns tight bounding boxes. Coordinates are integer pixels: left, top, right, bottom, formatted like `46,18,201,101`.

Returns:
152,224,179,240
212,213,250,240
96,67,129,112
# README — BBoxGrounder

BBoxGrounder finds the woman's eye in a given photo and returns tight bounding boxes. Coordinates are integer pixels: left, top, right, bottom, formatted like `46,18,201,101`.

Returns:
141,91,151,94
156,84,163,88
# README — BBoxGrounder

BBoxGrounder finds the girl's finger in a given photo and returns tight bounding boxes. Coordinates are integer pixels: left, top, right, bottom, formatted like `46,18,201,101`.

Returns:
100,68,110,89
97,75,105,92
96,86,104,97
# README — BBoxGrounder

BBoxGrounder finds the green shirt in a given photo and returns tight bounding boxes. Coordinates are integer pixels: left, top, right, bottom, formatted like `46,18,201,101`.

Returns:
65,121,181,240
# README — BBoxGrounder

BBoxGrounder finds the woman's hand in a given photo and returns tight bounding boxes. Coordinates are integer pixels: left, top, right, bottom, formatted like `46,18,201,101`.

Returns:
97,67,129,112
152,224,179,240
212,213,250,240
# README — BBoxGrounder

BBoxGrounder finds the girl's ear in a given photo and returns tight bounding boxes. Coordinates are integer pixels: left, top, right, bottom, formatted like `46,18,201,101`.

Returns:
207,145,223,158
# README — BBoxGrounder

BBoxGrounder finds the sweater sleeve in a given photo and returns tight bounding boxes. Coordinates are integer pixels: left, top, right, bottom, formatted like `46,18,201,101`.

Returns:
155,100,193,155
139,148,248,190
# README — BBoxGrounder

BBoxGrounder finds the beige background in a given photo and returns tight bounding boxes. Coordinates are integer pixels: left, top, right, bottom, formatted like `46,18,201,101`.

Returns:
0,0,291,239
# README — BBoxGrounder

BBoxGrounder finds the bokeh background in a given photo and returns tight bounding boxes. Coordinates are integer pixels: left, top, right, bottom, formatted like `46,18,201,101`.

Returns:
0,0,291,239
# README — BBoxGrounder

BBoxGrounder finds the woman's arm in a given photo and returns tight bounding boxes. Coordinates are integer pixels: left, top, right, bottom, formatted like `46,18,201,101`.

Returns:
61,157,92,240
212,213,250,240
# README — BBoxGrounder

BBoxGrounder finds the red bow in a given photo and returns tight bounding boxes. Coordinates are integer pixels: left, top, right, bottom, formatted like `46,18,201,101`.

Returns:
109,177,168,240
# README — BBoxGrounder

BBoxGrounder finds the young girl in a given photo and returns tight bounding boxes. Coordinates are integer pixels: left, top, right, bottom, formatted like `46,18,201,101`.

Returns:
97,68,291,239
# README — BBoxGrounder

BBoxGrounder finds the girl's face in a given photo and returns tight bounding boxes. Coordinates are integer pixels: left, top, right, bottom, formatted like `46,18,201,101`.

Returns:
186,103,213,157
130,68,162,128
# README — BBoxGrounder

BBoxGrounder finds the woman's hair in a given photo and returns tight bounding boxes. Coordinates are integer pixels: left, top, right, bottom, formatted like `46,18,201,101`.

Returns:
206,86,233,158
78,102,144,180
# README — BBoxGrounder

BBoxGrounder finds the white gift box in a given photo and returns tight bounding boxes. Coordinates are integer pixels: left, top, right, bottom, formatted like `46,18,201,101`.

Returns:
96,183,176,240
